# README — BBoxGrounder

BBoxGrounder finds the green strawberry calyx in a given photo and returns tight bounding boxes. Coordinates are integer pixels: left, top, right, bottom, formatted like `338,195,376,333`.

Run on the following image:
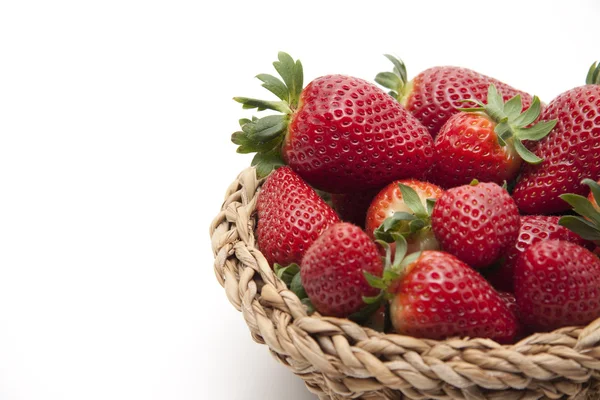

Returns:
458,84,557,165
586,61,600,85
362,235,421,311
231,52,304,178
375,55,413,106
559,179,600,246
373,183,436,244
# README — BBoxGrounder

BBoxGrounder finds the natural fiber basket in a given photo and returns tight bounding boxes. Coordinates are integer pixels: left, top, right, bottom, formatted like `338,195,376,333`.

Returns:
210,166,600,400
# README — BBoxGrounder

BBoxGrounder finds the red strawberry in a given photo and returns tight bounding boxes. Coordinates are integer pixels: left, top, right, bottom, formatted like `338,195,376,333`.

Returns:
233,52,435,193
300,222,383,317
429,85,555,188
486,215,591,293
257,166,340,266
431,181,520,268
376,55,533,137
514,240,600,332
389,250,518,343
512,62,600,214
331,189,379,228
365,179,443,254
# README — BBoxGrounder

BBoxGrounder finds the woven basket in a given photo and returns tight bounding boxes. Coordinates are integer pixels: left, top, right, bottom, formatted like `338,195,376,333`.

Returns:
210,166,600,400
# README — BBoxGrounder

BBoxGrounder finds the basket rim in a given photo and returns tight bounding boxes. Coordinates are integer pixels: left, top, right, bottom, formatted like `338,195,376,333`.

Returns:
210,165,600,400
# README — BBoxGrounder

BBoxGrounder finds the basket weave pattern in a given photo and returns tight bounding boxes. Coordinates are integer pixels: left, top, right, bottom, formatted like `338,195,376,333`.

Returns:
210,167,600,400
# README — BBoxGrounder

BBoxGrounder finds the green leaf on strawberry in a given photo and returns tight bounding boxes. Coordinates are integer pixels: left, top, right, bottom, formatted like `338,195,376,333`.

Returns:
458,84,557,165
560,179,600,245
586,61,600,85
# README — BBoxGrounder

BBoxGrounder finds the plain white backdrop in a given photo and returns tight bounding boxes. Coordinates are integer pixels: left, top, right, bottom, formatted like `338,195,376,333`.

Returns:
0,1,599,399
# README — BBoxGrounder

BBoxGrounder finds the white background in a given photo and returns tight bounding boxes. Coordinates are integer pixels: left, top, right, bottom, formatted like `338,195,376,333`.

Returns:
0,1,599,399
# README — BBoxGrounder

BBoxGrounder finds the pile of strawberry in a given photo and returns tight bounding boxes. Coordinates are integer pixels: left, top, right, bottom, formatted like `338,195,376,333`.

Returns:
232,52,600,343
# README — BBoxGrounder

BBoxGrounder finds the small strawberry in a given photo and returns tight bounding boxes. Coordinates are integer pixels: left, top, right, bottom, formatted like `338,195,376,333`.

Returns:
485,215,591,293
512,62,600,214
331,189,379,228
429,85,556,188
431,181,520,268
365,180,443,254
375,55,534,137
514,240,600,332
300,222,383,317
233,52,435,193
257,166,340,266
559,179,600,247
387,249,518,343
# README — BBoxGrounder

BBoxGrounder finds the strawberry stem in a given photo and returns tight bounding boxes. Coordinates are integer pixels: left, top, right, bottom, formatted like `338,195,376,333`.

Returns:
586,61,600,85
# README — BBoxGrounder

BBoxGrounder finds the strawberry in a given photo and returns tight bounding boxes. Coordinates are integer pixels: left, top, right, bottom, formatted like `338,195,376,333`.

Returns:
300,222,383,317
498,291,518,316
429,85,556,188
512,62,600,214
376,55,534,137
257,166,340,266
485,215,591,293
559,179,600,247
514,239,600,332
431,181,520,268
331,189,379,228
365,180,443,254
388,250,518,343
232,52,435,193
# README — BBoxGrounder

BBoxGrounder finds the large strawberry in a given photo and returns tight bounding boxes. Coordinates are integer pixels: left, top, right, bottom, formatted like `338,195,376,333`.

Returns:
431,181,520,268
485,215,591,293
512,62,600,214
232,52,435,193
559,179,600,247
375,55,534,137
514,240,600,332
257,166,340,266
300,222,383,317
429,85,556,188
366,180,443,254
387,249,518,343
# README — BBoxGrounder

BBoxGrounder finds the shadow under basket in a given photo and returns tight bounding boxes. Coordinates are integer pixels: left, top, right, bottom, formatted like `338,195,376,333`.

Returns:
210,166,600,400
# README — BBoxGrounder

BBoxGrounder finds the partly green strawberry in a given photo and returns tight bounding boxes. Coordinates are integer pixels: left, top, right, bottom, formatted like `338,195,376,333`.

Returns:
429,85,556,188
366,180,443,255
233,52,435,193
376,55,534,137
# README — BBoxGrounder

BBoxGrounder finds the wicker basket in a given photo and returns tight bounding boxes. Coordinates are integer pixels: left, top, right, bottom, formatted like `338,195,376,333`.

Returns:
210,166,600,400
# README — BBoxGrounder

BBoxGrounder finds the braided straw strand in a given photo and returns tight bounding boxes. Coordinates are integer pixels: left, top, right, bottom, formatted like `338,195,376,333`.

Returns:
210,167,600,399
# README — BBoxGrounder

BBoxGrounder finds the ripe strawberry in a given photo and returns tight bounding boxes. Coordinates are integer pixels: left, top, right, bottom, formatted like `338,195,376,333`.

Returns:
232,52,435,193
257,166,340,266
512,62,600,214
514,240,600,332
331,189,379,228
376,55,534,137
559,179,600,247
431,181,520,268
429,85,556,188
485,215,591,293
365,180,443,254
389,250,518,343
300,222,383,317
